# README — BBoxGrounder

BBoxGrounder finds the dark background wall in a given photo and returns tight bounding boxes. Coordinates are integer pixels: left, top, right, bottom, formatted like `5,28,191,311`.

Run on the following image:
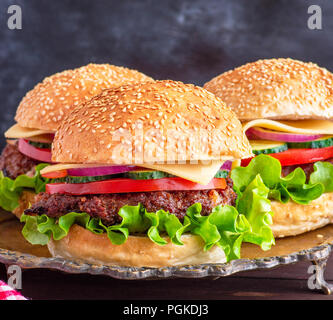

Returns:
0,0,332,148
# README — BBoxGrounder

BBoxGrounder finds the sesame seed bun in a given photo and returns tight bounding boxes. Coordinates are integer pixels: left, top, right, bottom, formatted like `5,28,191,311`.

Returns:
204,58,333,121
271,192,333,238
205,58,333,239
15,63,153,131
47,224,226,267
52,80,252,164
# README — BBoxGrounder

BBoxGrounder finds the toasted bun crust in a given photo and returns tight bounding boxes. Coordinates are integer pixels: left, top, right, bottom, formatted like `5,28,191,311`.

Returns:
15,64,153,131
204,58,333,121
47,224,226,267
12,190,36,219
52,80,252,164
271,192,333,238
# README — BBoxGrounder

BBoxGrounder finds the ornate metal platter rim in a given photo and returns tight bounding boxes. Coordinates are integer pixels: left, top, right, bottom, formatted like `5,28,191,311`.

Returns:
0,243,332,280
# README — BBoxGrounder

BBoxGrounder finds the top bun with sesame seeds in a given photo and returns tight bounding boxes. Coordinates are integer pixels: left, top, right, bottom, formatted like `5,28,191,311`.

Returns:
52,80,252,165
204,58,333,121
2,63,153,220
14,63,154,131
205,58,333,239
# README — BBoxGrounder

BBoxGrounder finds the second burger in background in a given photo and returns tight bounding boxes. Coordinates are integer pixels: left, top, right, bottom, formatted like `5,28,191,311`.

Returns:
20,80,275,267
204,58,333,238
0,63,153,217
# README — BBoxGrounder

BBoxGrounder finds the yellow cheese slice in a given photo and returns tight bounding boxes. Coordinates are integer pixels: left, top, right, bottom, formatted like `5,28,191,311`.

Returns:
231,159,241,169
243,119,333,135
5,124,55,143
141,161,223,185
40,161,224,185
6,139,16,146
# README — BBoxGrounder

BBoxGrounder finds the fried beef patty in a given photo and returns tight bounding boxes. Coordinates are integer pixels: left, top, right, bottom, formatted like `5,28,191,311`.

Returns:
23,157,333,226
0,142,40,179
281,157,333,180
24,178,237,226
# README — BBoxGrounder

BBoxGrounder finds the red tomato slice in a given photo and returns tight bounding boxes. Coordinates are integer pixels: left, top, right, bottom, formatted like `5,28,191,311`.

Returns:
18,139,52,163
241,145,333,167
46,177,227,195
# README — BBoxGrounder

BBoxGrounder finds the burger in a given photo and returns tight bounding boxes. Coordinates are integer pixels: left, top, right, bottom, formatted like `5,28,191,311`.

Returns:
204,58,333,238
20,80,275,267
0,63,153,218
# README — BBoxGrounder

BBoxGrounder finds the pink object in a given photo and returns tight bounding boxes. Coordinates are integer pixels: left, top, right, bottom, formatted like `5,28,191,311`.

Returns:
18,138,52,163
0,280,27,300
221,160,232,171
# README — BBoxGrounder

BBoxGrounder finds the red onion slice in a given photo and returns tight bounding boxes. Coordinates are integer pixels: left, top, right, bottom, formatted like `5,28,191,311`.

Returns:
67,165,141,177
220,160,232,171
246,127,323,142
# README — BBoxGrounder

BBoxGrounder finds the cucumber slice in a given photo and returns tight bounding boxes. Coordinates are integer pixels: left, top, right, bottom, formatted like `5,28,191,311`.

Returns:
28,140,52,149
123,170,174,180
214,170,229,178
51,174,119,184
125,169,229,180
287,135,333,149
251,140,288,155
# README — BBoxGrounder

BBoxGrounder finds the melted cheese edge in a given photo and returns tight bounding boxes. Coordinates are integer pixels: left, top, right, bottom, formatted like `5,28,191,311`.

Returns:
142,161,223,185
243,119,333,134
5,124,54,143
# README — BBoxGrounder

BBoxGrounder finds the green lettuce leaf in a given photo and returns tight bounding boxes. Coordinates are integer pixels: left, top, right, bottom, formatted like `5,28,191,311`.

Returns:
145,209,191,246
309,161,333,192
231,154,324,205
20,171,275,262
236,174,275,251
20,214,51,245
0,163,50,211
103,204,151,245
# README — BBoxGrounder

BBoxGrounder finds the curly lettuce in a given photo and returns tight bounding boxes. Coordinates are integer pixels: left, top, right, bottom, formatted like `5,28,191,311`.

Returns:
0,163,49,211
231,154,325,205
21,172,274,262
309,161,333,193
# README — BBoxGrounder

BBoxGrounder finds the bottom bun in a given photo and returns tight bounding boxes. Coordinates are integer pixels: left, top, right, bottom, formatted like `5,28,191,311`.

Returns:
271,192,333,238
12,190,36,219
47,224,227,267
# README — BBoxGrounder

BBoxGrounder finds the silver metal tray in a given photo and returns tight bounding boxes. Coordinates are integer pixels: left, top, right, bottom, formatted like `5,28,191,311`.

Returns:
0,211,333,293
